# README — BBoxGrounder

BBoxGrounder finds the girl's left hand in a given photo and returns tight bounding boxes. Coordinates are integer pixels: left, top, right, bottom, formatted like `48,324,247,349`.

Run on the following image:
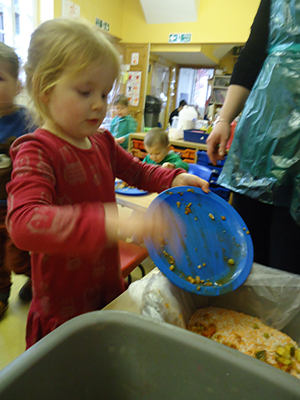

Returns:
171,173,210,193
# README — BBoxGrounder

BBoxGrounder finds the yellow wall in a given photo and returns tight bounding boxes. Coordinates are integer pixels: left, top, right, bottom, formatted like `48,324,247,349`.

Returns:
121,0,261,44
53,0,124,39
53,0,260,45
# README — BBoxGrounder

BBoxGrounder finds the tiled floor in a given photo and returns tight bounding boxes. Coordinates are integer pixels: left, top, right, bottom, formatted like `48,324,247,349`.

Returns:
0,273,30,372
0,205,155,372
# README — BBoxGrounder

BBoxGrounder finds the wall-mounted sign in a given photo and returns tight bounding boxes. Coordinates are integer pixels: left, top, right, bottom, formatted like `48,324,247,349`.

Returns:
95,18,110,32
168,33,192,43
62,0,80,18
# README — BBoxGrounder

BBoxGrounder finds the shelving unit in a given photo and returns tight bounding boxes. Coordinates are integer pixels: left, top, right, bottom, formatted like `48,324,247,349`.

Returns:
209,74,231,121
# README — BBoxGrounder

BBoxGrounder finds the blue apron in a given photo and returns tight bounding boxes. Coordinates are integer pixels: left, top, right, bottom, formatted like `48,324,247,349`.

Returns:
218,0,300,225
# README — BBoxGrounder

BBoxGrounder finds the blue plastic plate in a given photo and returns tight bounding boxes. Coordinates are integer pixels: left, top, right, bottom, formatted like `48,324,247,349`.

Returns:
144,186,254,296
115,180,148,196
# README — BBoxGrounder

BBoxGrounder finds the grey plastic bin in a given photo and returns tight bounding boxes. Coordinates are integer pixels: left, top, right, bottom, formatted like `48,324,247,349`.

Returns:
0,310,300,400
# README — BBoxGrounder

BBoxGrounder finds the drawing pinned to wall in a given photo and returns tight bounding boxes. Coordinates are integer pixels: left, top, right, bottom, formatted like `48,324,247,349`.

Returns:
62,0,81,18
131,52,139,66
126,71,142,106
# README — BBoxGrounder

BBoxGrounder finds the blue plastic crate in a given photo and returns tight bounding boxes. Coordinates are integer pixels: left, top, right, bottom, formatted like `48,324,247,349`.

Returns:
184,130,209,144
197,150,226,168
210,183,231,201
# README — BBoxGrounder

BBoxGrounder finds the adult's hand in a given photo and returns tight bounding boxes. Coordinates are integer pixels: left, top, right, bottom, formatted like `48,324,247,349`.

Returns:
206,84,250,165
206,121,231,165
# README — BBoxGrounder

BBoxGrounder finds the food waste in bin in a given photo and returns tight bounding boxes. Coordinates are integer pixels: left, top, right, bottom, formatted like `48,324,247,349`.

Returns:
128,265,300,383
188,306,300,380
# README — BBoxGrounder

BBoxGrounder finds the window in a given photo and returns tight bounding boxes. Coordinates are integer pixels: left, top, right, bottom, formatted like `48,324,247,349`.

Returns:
0,0,36,81
176,68,214,119
0,11,4,42
14,12,20,35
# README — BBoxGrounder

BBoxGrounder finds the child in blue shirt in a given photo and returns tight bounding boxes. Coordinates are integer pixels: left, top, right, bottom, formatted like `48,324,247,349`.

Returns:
0,42,34,317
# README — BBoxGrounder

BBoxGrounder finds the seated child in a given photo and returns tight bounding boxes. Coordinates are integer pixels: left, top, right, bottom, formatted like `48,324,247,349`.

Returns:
143,128,189,172
0,42,34,317
110,94,137,150
6,18,209,348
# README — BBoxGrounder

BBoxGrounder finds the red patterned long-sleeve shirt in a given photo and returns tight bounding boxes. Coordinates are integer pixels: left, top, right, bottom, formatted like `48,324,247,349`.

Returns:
7,128,184,347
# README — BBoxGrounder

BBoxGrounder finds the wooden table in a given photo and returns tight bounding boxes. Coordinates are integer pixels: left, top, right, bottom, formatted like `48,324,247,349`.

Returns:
116,192,157,213
103,268,159,313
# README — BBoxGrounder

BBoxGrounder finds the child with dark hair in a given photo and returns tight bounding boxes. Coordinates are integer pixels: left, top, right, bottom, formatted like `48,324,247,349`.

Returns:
0,42,34,317
110,94,137,150
143,128,189,172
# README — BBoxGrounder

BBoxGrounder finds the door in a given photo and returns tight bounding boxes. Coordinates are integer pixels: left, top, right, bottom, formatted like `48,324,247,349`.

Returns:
118,43,150,132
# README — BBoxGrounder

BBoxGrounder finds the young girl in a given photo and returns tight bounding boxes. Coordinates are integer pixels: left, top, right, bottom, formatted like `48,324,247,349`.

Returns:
6,18,209,348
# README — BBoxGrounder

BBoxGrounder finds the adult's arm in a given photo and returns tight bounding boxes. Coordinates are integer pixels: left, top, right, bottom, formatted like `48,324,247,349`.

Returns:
230,0,270,90
207,0,270,164
206,85,250,164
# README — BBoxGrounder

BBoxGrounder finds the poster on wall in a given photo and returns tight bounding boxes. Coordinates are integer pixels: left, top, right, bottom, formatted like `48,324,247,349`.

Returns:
126,71,142,106
131,52,139,66
62,0,81,18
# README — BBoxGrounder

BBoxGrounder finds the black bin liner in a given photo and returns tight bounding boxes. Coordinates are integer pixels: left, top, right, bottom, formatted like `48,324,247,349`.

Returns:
144,95,161,127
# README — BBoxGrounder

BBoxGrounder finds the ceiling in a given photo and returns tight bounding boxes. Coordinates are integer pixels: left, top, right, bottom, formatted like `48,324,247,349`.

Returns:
139,0,238,66
151,44,238,67
139,0,200,24
151,50,217,66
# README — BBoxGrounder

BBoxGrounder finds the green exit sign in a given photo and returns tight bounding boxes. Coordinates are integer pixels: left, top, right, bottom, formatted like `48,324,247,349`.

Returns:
169,33,192,43
95,18,110,32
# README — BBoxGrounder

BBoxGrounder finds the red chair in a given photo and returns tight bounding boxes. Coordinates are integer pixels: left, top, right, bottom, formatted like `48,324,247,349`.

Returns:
119,240,149,284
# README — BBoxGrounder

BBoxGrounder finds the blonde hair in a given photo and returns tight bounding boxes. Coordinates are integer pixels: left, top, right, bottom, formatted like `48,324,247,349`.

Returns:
25,18,121,125
0,42,19,80
144,128,169,149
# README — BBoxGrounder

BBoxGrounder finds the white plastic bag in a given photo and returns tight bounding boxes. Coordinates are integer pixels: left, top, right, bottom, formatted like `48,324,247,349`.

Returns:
129,271,188,328
128,264,300,343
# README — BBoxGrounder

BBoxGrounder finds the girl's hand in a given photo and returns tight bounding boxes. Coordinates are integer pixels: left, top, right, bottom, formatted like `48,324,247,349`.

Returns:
171,173,210,193
104,203,169,245
206,121,231,165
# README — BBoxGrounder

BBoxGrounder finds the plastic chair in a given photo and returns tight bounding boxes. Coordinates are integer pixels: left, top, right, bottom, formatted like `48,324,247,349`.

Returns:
188,163,213,182
119,240,148,284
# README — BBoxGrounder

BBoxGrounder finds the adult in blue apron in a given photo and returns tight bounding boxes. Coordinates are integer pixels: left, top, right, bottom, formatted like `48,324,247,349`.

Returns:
207,0,300,273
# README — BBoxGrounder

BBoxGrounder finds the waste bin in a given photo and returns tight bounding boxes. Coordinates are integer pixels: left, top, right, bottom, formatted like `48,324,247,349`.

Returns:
1,310,300,399
144,95,161,128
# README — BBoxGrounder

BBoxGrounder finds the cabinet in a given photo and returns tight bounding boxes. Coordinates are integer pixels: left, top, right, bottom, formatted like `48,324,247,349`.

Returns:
209,75,231,121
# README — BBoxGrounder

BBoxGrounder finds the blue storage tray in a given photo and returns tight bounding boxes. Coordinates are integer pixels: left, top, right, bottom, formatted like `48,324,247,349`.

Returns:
184,130,209,144
197,150,226,168
210,183,231,201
